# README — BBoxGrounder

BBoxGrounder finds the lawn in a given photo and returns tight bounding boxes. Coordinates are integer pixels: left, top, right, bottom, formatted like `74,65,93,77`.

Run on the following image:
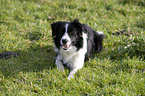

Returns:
0,0,144,95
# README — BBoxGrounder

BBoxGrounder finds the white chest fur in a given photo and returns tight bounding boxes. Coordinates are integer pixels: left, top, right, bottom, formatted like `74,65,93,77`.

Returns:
55,32,87,79
58,32,87,70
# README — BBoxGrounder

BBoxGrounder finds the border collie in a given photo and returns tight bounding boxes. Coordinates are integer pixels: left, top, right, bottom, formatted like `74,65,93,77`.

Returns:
51,19,105,79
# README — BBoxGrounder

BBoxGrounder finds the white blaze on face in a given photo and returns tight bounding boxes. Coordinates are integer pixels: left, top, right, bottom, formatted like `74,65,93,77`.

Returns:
60,24,71,50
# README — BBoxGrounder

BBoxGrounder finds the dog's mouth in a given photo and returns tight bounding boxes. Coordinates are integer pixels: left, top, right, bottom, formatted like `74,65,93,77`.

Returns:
62,44,70,50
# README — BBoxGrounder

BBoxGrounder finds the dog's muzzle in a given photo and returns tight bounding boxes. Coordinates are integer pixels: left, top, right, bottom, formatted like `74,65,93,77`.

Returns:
61,39,70,50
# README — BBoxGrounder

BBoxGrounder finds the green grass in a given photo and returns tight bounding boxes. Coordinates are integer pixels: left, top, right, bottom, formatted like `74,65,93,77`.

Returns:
0,0,145,95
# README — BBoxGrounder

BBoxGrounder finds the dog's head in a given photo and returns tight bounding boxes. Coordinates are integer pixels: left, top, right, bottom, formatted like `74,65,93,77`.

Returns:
51,19,84,51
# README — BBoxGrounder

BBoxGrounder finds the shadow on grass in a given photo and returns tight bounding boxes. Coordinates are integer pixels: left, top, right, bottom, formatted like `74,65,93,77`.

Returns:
26,31,43,41
1,45,56,77
136,17,145,30
118,0,145,6
1,21,144,78
0,21,11,26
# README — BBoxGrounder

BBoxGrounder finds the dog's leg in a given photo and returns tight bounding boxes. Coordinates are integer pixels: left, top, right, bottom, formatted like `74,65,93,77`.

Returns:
67,68,79,80
67,55,85,80
55,56,64,71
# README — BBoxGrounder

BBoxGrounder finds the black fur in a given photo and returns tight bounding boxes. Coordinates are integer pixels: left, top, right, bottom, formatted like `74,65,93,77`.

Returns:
81,24,105,60
51,19,104,61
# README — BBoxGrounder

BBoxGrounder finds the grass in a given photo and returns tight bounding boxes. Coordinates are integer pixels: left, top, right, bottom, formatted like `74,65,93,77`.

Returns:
0,0,145,95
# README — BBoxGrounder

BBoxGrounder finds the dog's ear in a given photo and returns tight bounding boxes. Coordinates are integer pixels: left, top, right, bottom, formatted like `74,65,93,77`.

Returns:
72,19,87,33
51,22,57,38
72,19,85,36
72,19,82,28
72,19,80,24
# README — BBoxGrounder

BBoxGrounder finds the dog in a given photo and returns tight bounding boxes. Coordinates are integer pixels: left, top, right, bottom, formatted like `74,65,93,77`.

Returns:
51,19,105,79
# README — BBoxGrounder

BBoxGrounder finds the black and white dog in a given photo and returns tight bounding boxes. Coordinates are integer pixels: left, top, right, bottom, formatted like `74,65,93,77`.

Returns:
51,19,104,79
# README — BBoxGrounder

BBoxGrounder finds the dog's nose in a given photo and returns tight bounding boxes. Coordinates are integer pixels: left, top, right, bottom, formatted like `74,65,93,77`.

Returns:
62,39,68,44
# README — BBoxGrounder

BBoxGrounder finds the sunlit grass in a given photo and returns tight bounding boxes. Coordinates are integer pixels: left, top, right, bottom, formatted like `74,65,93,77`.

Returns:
0,0,144,95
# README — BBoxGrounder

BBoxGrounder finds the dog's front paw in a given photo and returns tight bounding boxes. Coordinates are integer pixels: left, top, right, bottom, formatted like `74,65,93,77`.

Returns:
67,74,74,80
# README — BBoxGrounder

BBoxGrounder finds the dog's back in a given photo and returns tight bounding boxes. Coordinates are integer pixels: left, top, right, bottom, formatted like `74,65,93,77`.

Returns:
81,24,105,60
